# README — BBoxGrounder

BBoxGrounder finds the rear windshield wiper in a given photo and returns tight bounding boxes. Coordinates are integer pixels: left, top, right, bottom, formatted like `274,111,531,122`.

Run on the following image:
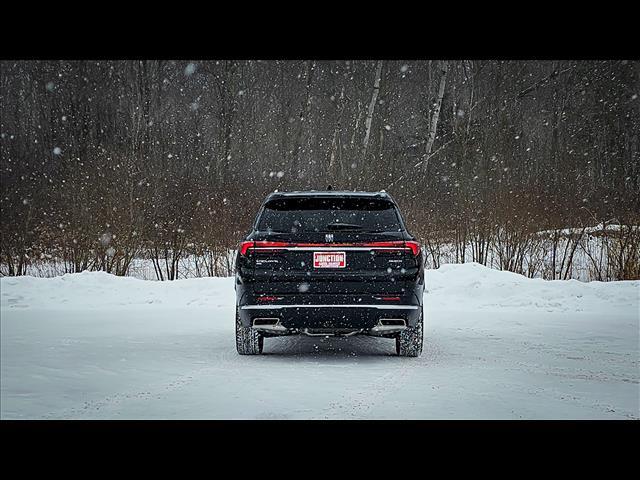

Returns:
325,223,364,231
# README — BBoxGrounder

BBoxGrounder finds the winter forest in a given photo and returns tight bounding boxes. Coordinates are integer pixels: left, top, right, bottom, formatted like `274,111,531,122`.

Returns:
1,60,638,281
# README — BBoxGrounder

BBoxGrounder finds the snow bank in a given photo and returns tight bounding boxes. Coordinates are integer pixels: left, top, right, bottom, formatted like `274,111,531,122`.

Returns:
2,262,636,315
427,262,639,313
1,271,235,311
536,223,640,236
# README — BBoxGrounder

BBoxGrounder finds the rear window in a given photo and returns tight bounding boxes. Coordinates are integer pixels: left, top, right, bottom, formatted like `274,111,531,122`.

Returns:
257,197,403,233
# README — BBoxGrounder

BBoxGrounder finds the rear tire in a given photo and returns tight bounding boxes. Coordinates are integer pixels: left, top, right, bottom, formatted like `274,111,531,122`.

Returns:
396,309,423,357
235,307,264,355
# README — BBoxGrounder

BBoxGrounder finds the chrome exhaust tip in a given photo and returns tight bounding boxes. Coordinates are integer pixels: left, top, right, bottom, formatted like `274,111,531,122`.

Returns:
252,318,287,332
369,319,407,334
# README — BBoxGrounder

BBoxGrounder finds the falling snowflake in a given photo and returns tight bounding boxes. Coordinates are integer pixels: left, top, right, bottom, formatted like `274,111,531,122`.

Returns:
184,63,197,76
99,233,112,246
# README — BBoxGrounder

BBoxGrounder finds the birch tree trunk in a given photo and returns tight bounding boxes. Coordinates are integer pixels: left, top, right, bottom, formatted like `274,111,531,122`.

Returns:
328,85,345,176
350,101,363,153
423,60,449,173
293,60,316,174
361,60,383,162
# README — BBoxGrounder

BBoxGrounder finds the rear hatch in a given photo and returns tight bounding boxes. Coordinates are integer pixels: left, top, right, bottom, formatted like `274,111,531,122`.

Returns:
240,196,420,294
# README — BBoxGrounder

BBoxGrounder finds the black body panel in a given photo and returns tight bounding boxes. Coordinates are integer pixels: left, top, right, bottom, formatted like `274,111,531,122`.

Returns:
234,191,425,335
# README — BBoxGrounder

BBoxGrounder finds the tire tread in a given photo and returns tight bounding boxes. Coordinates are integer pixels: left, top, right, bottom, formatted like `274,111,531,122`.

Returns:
235,307,263,355
396,310,423,357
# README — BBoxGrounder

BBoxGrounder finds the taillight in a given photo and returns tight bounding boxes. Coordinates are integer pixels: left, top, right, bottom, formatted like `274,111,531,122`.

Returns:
362,241,403,249
239,241,255,256
359,240,420,255
239,239,420,255
404,241,421,256
239,240,289,256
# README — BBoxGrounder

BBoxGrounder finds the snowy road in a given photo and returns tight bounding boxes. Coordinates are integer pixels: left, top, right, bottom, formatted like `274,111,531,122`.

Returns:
1,264,638,419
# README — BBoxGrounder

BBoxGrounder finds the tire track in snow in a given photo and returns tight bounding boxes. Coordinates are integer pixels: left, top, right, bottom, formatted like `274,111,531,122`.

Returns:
263,334,416,419
315,337,443,419
41,368,209,419
40,340,241,419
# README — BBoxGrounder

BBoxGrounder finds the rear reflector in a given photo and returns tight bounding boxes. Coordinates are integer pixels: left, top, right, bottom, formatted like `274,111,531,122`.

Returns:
257,296,283,302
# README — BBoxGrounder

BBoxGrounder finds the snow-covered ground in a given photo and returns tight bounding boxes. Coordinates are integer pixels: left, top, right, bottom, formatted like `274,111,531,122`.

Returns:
1,263,638,419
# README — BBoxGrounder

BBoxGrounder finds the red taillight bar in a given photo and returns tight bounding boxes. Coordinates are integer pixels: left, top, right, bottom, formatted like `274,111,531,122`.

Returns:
239,240,289,255
239,241,254,256
239,240,421,256
404,241,421,256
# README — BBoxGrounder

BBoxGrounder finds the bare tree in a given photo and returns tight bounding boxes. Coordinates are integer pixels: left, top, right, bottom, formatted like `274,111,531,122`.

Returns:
361,60,383,162
422,60,448,173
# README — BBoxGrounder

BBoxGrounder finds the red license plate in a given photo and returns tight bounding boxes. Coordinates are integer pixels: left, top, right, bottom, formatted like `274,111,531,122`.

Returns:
313,251,346,268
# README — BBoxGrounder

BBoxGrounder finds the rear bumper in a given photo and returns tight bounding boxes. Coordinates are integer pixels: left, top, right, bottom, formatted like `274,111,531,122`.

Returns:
236,275,424,332
237,302,422,331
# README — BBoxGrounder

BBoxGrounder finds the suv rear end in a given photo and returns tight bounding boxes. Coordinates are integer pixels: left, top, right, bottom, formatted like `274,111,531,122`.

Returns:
234,190,425,356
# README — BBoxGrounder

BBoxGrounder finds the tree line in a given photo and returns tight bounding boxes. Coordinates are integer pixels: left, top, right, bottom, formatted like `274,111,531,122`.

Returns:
1,60,638,280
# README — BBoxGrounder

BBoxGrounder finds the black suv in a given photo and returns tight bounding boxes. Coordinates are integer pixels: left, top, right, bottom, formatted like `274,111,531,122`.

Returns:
234,190,424,356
